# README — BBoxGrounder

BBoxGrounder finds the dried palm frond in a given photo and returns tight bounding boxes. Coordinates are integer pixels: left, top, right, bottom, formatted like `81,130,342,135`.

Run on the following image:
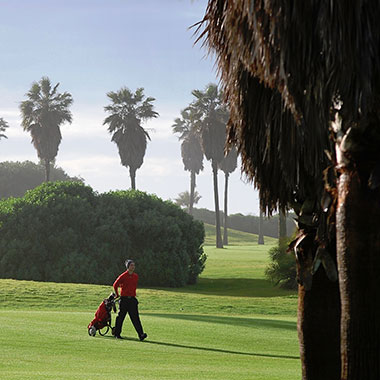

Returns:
197,0,380,213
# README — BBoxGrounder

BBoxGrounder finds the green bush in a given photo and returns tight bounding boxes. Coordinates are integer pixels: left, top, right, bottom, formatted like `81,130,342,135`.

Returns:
0,182,206,287
265,238,297,290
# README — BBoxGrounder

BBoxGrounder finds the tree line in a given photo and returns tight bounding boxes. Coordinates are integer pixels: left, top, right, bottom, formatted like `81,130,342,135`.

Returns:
191,207,295,239
0,161,82,199
1,78,246,249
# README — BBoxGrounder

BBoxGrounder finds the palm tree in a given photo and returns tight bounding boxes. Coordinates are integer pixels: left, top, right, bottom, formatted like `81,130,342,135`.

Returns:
20,77,73,182
174,190,201,210
258,211,265,245
199,1,380,378
172,107,204,215
104,87,158,190
0,118,9,140
278,210,287,243
219,145,237,245
191,84,227,248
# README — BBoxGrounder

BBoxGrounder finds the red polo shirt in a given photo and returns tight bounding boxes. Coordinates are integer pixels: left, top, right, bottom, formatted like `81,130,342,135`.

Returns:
113,271,138,297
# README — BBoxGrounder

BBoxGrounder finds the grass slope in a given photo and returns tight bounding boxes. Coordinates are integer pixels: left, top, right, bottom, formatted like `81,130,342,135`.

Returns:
203,223,277,246
0,241,300,380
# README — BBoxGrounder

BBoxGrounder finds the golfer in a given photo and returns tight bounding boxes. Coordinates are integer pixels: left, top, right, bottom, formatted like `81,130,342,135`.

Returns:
113,259,147,341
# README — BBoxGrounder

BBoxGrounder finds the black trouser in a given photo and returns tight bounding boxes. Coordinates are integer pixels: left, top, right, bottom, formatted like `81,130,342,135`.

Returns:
114,296,144,337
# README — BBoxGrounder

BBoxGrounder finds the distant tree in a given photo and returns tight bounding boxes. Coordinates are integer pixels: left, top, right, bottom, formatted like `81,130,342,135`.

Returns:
219,145,238,245
20,77,73,182
0,160,82,199
191,84,227,248
172,107,204,215
104,87,158,190
0,118,9,140
175,190,202,210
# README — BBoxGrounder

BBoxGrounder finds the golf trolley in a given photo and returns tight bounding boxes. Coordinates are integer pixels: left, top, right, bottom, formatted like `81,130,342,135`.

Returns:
88,292,119,337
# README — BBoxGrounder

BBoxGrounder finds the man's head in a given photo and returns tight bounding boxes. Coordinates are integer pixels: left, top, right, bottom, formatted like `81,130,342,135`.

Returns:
125,259,135,273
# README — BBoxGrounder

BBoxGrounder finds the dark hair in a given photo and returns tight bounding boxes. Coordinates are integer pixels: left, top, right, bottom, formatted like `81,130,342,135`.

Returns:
125,259,134,269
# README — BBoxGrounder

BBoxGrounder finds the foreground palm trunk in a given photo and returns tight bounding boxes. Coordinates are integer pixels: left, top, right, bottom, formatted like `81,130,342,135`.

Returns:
212,160,223,248
298,265,341,380
337,170,380,380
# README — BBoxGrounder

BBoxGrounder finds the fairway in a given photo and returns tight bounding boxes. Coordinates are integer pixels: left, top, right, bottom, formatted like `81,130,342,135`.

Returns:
0,233,300,379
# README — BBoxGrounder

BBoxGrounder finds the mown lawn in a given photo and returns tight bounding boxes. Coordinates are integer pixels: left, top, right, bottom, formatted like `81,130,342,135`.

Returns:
0,228,300,380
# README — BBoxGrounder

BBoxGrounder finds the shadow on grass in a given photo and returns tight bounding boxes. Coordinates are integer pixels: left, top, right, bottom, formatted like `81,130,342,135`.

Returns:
160,278,297,298
143,312,297,331
105,336,299,360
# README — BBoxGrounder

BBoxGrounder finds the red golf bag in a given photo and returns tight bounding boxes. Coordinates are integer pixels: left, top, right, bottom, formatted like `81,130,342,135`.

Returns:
88,293,117,336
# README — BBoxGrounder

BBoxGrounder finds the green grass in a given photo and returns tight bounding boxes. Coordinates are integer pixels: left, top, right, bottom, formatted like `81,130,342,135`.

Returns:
0,233,300,379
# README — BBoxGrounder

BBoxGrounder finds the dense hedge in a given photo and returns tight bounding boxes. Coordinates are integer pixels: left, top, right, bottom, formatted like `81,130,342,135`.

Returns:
0,182,206,287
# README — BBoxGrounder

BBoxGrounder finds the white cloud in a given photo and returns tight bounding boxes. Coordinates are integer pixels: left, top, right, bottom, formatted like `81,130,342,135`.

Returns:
140,156,184,177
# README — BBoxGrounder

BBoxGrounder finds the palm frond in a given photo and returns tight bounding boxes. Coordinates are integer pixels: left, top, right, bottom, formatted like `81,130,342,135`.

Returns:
104,87,157,173
181,134,204,174
0,117,9,139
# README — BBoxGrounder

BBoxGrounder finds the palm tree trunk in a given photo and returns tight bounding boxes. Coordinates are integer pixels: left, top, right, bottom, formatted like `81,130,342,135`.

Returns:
336,169,380,380
189,170,196,216
258,211,264,244
223,172,229,245
44,159,50,182
298,260,341,380
279,211,287,243
212,160,223,248
129,167,136,190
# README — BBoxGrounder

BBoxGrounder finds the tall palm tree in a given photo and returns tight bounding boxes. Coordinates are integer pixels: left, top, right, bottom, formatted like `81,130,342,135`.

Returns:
172,108,204,215
258,210,265,245
20,77,73,182
104,87,158,190
191,84,227,248
199,1,380,378
0,118,9,140
219,145,237,245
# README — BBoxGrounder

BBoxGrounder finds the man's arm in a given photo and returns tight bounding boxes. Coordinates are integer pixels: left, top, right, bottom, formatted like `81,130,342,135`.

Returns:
113,275,121,297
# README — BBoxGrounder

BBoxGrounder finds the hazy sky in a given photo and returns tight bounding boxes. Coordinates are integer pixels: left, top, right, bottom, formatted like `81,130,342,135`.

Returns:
0,0,260,215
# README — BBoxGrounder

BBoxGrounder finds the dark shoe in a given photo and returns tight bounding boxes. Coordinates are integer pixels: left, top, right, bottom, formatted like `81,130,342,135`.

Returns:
115,335,123,340
139,333,147,341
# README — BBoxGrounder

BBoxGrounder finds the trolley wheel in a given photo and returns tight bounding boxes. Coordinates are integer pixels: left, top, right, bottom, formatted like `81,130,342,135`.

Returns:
111,327,116,336
98,326,110,336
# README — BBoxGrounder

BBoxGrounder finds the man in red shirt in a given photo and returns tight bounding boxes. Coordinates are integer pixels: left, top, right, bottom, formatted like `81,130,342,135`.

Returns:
113,260,147,341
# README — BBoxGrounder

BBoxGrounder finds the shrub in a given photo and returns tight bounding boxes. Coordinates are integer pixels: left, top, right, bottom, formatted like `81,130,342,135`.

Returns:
0,182,206,287
265,238,297,290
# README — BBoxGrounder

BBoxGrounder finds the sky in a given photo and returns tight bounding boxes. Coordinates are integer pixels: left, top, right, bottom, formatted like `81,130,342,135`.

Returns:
0,0,260,215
